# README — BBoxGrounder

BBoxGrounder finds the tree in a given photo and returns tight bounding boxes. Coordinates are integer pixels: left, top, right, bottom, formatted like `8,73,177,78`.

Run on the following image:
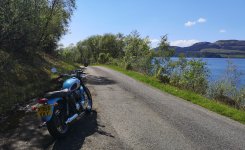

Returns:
156,35,175,62
76,33,125,63
153,35,175,76
124,30,150,60
123,30,152,73
100,33,124,58
0,0,76,53
58,44,81,62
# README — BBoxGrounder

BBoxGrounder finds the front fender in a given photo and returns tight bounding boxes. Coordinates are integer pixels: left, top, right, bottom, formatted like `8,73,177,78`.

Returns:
40,97,63,122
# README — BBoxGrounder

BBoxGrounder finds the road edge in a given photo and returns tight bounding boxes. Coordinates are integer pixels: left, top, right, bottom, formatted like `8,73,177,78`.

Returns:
98,65,245,124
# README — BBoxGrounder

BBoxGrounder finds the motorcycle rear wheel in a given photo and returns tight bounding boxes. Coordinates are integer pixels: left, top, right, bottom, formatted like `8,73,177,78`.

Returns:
47,105,69,138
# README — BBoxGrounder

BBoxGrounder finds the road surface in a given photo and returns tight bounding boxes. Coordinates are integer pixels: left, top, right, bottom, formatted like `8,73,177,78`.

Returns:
1,66,245,150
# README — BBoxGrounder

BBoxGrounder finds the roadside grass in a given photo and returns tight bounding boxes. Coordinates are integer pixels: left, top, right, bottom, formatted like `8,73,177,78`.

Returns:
101,65,245,124
0,51,80,114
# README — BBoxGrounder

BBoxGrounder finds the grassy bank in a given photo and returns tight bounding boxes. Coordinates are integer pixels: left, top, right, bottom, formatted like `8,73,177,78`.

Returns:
0,50,80,114
101,65,245,124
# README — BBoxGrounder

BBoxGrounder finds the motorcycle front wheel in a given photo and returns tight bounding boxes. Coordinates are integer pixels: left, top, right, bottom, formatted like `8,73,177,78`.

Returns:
84,86,93,113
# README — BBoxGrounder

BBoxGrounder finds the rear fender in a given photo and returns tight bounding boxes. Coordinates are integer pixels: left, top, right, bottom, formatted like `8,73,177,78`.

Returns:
40,97,63,122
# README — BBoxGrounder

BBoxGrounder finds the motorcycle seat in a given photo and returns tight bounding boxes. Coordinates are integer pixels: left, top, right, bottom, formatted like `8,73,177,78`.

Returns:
44,89,69,98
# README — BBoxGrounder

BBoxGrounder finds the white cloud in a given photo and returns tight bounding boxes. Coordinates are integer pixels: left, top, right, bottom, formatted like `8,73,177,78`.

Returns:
170,40,200,47
184,21,196,27
184,17,207,27
197,18,206,23
150,39,160,43
219,29,226,33
150,39,160,48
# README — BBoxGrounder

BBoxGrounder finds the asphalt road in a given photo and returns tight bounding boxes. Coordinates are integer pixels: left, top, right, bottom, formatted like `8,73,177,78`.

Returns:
1,66,245,150
85,66,245,150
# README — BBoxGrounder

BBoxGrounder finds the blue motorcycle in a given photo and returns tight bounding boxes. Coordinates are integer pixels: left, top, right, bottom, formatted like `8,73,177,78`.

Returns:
32,67,93,138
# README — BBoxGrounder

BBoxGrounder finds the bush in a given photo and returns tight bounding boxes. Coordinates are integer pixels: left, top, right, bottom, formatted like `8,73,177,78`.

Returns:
169,72,180,86
182,59,209,94
108,58,119,66
207,61,244,108
98,53,109,64
129,56,153,74
207,80,237,106
57,45,81,63
236,88,245,109
155,67,169,83
169,58,209,95
125,62,132,70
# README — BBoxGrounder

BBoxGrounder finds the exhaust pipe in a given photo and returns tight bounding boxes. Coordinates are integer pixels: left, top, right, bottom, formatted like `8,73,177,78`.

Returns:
38,122,47,128
65,114,78,124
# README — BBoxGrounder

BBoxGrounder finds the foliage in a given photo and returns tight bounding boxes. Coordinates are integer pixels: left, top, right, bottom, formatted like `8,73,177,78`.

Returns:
0,0,77,114
0,0,76,53
156,67,170,83
153,47,209,94
124,31,150,60
57,44,81,62
0,50,79,114
207,61,244,108
236,88,245,109
169,55,187,86
169,57,209,94
123,30,153,74
180,59,209,94
76,33,125,63
152,35,175,81
125,62,132,70
156,35,175,62
98,53,110,64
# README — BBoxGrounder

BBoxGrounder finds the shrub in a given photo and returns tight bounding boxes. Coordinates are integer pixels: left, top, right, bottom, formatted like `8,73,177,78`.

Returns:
125,62,132,70
181,59,209,94
169,72,180,86
207,61,244,108
109,58,120,66
207,80,237,106
132,54,154,74
168,58,209,95
98,53,109,64
236,88,245,109
155,67,169,83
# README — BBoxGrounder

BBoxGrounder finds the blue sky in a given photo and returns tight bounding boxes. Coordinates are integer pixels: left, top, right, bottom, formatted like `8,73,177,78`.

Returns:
60,0,245,47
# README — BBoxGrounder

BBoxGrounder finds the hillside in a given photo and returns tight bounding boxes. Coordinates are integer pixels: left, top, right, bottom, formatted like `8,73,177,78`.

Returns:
169,40,245,58
0,50,79,114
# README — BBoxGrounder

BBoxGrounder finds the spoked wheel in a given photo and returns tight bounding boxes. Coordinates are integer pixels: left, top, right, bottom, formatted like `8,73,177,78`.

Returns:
84,87,93,113
47,104,69,138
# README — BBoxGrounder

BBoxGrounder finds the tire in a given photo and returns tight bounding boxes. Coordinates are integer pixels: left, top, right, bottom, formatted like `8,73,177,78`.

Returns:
47,104,69,139
84,86,93,113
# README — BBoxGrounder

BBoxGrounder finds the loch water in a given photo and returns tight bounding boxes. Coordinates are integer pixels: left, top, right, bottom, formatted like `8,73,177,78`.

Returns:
171,57,245,88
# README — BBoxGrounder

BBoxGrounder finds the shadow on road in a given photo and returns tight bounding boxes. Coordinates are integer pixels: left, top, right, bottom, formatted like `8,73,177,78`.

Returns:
86,75,116,85
1,112,54,150
1,110,114,150
45,110,114,150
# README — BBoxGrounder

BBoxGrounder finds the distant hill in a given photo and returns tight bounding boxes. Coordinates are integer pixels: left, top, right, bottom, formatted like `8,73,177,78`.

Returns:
165,40,245,58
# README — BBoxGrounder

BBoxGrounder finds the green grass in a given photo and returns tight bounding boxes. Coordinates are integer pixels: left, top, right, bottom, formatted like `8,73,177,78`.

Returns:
101,65,245,124
0,51,80,114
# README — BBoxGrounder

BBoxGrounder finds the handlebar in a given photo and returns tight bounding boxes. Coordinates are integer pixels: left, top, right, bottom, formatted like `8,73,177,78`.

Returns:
51,68,88,88
61,68,87,78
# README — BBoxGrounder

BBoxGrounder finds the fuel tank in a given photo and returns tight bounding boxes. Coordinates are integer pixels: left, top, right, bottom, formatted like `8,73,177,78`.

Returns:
63,77,80,92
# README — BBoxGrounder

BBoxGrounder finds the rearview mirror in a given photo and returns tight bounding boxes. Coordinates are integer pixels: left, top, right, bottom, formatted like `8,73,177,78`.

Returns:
51,67,57,73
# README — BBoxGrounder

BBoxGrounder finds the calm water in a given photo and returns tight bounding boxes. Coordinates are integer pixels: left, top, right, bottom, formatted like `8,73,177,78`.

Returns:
172,57,245,88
